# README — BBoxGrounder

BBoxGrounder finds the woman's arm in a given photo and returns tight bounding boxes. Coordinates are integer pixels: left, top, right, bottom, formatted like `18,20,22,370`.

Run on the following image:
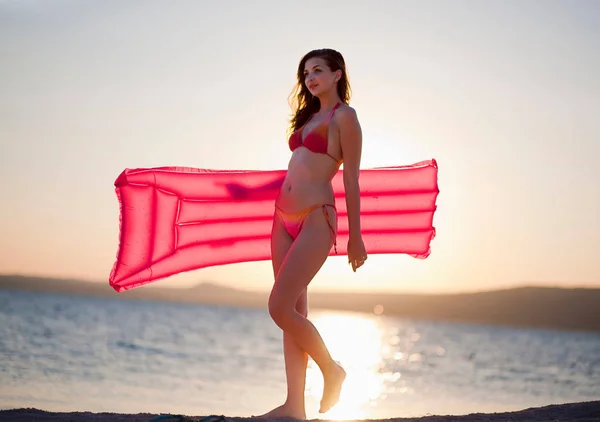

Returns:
338,107,362,236
337,106,367,271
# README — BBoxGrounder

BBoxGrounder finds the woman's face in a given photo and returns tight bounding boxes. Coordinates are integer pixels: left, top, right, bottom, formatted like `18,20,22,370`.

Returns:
303,57,340,97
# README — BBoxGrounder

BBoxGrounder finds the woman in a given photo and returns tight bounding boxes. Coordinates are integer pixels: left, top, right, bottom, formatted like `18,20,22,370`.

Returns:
259,48,367,419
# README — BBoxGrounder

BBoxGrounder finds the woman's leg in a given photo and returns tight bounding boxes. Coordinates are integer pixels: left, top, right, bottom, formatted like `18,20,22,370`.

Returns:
282,291,309,414
256,215,308,419
268,207,346,414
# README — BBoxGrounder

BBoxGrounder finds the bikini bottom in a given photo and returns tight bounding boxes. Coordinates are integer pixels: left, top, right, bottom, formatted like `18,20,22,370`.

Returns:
274,203,337,254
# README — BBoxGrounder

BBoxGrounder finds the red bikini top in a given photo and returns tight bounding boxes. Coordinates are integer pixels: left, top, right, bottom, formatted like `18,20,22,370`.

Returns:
288,102,342,163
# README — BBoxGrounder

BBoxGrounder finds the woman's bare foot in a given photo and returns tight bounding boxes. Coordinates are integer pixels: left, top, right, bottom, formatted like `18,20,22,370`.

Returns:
319,362,346,413
254,403,306,420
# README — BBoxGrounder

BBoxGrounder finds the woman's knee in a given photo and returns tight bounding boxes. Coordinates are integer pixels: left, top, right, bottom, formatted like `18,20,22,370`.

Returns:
269,290,302,328
269,299,292,328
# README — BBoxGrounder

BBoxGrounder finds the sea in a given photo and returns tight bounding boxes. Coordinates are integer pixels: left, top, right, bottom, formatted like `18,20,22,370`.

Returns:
1,289,599,420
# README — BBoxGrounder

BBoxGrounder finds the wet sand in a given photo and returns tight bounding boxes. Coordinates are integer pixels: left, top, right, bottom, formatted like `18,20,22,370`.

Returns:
1,401,599,422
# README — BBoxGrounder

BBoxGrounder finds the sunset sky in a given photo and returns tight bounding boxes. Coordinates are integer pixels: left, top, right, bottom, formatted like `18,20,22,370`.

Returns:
1,0,598,294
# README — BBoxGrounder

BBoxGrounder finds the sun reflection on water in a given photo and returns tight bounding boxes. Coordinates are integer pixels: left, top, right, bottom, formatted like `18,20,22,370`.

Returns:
305,310,406,420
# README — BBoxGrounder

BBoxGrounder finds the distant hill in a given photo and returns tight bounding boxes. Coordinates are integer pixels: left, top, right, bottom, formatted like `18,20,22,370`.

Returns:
1,274,599,332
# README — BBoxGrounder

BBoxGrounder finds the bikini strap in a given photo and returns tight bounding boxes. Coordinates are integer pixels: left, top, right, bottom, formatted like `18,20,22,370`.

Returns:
326,102,341,124
322,102,342,164
322,205,338,254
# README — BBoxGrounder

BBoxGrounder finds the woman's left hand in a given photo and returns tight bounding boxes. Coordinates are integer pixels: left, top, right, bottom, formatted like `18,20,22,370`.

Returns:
348,235,368,272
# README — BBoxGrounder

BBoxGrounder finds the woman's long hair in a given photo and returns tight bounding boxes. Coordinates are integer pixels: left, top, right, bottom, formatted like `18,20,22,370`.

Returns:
288,49,352,135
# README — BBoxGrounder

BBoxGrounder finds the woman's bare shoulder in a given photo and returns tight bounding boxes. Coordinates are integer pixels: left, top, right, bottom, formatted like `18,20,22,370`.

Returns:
333,104,360,126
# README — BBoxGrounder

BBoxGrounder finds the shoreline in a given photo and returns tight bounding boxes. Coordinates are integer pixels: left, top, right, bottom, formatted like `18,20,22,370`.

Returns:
1,401,599,421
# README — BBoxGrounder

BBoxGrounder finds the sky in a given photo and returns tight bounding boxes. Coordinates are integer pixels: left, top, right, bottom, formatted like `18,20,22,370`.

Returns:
0,0,598,294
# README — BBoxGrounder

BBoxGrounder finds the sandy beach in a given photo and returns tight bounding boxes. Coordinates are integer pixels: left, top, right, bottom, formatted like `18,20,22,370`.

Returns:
1,401,599,422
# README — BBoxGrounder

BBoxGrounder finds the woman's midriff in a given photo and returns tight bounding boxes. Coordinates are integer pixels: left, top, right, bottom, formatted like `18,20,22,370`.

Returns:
276,178,335,212
275,157,338,211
